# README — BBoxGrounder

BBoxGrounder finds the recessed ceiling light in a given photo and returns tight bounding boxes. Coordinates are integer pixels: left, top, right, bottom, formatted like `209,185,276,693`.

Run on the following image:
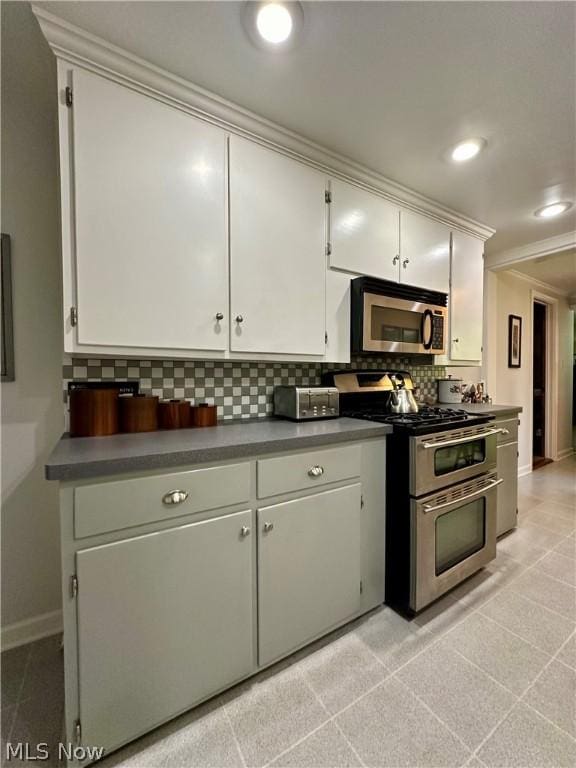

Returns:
243,2,303,51
256,3,293,43
450,138,486,163
534,202,573,219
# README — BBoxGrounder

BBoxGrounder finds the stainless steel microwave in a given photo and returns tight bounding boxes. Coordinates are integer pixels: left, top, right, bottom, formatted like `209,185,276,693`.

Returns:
351,277,448,355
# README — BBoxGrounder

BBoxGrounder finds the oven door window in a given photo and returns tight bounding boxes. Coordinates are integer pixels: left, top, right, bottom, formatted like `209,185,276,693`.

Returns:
370,306,421,345
435,498,486,575
434,439,486,476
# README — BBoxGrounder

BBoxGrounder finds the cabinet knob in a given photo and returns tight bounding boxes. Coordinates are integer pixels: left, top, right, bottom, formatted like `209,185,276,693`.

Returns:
236,315,244,323
240,525,251,538
215,312,224,321
453,338,460,343
162,490,188,506
403,259,410,268
308,465,324,478
393,255,400,265
263,522,274,533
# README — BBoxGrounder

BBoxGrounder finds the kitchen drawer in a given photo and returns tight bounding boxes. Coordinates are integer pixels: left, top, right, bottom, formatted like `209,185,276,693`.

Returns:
74,463,251,538
257,444,361,498
495,417,519,444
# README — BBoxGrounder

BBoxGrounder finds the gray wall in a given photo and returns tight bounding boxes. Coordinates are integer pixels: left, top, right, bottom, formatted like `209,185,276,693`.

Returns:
1,1,64,640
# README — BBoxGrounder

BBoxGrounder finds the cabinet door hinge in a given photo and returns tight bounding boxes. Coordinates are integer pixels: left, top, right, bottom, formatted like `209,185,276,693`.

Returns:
65,87,73,107
359,580,363,594
325,242,332,257
70,307,78,327
360,494,364,509
74,719,82,748
70,575,78,599
325,332,328,345
325,190,332,204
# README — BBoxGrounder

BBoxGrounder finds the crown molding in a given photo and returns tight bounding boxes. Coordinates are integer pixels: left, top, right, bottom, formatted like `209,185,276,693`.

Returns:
32,5,495,241
507,269,570,298
485,230,576,270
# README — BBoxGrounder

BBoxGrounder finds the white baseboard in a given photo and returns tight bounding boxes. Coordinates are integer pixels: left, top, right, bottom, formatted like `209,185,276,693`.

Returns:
556,448,574,461
518,464,532,478
1,609,63,651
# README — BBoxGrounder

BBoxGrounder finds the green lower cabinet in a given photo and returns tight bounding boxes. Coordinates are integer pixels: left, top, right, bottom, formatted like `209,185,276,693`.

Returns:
76,509,254,752
257,484,362,666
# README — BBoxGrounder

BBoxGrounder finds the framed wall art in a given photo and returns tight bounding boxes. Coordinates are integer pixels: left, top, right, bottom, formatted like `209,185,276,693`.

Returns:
1,233,15,382
507,314,522,369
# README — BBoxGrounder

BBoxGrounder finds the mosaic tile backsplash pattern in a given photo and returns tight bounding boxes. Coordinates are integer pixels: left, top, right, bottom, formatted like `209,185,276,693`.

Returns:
63,356,446,421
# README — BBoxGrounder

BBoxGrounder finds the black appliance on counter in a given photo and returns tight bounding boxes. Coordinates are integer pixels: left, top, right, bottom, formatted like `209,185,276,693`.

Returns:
322,370,505,616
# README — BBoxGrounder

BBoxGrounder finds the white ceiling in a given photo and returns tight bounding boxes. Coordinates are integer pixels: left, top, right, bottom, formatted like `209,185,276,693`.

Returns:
512,249,576,295
39,1,576,254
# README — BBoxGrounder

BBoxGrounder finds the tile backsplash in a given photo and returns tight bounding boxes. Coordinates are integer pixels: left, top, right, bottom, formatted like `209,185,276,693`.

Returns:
63,356,446,421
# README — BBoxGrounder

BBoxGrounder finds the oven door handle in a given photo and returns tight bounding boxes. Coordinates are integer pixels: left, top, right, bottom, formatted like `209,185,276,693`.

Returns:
421,428,505,449
423,478,503,513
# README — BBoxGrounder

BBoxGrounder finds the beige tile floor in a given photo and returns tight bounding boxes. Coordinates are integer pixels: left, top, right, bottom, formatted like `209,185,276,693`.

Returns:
2,455,575,767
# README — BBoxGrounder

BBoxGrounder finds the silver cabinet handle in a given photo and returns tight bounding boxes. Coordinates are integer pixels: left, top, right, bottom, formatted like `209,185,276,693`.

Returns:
421,427,504,449
501,428,510,435
235,315,244,323
403,259,409,268
215,312,224,321
240,526,251,538
423,478,503,513
393,254,400,265
263,522,274,533
308,465,324,478
162,490,188,505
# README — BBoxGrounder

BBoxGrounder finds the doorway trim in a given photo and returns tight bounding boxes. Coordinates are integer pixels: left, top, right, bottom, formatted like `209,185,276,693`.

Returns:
530,290,559,462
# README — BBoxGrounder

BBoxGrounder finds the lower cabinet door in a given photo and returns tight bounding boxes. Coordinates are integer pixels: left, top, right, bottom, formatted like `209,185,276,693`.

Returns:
497,442,518,536
258,485,362,666
76,510,254,752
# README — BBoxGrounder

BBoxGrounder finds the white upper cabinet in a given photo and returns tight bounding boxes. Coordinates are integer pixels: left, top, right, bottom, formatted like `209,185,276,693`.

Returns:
71,69,228,352
449,231,484,361
329,179,400,282
229,136,327,356
399,210,450,293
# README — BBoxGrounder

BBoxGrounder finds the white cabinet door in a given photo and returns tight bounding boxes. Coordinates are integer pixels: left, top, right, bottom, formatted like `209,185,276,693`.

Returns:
76,510,254,752
71,69,228,351
400,210,450,292
229,136,326,355
450,232,484,361
329,179,400,281
258,485,361,666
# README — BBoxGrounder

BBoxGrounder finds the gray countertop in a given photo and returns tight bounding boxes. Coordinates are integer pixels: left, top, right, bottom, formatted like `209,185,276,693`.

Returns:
46,417,391,481
453,403,523,417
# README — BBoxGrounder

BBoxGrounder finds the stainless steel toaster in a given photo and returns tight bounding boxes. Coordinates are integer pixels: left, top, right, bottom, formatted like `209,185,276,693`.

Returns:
273,386,339,421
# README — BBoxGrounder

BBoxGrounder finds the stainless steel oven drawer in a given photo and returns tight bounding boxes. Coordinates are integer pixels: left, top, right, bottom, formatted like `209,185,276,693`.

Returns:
410,424,501,497
411,472,501,612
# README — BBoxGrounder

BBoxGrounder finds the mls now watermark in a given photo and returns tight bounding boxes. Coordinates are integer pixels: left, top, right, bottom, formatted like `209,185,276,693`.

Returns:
5,742,105,762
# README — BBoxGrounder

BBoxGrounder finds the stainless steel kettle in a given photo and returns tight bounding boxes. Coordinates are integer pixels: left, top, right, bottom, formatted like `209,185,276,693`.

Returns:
389,384,419,414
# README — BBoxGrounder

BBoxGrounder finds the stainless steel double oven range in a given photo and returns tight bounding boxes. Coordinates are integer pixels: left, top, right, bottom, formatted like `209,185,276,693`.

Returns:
324,370,505,615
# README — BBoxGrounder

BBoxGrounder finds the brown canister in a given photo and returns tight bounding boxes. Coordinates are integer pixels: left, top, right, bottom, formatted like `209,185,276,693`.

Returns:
119,394,159,433
159,399,191,429
69,388,120,437
191,403,218,428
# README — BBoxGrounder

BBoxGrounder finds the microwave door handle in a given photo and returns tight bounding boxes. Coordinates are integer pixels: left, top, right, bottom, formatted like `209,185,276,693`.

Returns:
421,309,433,350
421,428,506,449
423,478,503,513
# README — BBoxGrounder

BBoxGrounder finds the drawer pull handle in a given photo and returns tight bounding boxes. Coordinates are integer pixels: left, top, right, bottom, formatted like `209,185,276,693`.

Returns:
263,522,274,533
308,465,324,478
162,490,188,505
240,526,251,538
501,428,510,435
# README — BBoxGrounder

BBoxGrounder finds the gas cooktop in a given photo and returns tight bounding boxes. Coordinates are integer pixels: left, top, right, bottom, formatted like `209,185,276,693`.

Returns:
347,406,471,426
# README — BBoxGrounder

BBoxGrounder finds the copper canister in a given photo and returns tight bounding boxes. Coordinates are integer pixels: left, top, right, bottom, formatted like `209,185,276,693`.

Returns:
69,388,120,437
191,403,218,428
159,399,191,429
119,394,159,433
